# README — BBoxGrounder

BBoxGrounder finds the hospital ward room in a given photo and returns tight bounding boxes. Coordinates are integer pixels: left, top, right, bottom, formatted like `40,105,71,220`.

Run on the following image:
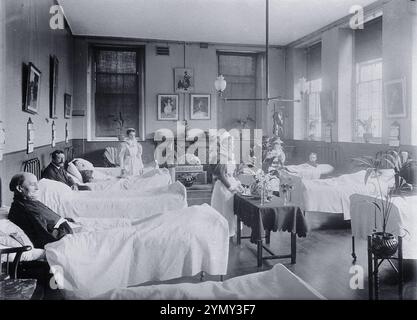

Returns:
1,0,417,303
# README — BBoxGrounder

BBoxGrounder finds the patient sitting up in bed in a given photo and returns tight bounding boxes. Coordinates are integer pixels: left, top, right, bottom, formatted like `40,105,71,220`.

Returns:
42,150,90,191
8,172,74,249
285,152,334,179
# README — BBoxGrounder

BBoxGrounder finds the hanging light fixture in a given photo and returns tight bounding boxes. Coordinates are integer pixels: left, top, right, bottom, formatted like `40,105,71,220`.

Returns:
214,75,227,95
215,0,300,104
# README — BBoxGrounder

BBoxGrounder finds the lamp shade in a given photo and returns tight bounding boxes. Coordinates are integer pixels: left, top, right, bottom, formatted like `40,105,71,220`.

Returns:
214,75,227,93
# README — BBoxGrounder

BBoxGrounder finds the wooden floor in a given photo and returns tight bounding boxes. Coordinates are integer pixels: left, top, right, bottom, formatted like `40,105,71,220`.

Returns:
154,210,417,300
181,187,417,300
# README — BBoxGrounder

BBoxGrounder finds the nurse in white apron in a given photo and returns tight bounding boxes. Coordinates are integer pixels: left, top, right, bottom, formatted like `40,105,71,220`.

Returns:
210,132,243,237
119,128,144,176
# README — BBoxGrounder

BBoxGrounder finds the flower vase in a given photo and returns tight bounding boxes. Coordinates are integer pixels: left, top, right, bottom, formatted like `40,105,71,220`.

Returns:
283,191,288,205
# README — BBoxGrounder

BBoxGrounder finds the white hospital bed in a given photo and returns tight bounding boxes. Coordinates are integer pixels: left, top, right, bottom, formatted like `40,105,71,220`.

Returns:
280,169,395,220
1,204,229,300
45,204,229,299
95,263,325,300
37,179,188,220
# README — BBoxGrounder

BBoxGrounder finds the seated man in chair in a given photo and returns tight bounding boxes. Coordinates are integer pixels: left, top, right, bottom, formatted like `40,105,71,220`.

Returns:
8,172,74,249
42,150,90,191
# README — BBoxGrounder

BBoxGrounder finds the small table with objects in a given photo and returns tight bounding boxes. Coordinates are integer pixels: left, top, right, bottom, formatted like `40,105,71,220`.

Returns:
234,194,308,267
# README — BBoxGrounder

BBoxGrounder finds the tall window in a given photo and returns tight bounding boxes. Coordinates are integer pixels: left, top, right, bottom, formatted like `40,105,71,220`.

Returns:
306,42,322,140
218,52,257,130
354,17,383,141
92,47,144,139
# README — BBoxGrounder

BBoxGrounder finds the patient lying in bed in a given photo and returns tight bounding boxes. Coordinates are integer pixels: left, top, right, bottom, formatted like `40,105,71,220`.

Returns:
67,158,171,192
7,173,230,299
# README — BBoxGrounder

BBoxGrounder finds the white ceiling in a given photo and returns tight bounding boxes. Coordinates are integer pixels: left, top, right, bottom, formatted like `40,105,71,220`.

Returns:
58,0,379,46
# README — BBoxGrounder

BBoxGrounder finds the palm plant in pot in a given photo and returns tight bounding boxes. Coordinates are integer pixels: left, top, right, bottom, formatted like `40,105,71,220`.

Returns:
353,154,412,257
383,150,417,189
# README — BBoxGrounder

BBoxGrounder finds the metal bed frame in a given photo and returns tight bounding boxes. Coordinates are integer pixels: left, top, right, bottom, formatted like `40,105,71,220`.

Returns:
22,158,41,180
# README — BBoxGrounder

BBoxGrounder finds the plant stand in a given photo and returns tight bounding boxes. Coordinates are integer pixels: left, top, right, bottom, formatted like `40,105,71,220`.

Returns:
367,235,403,300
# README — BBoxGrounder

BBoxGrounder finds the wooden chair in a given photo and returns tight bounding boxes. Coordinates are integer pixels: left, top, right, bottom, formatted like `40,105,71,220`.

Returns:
1,246,32,279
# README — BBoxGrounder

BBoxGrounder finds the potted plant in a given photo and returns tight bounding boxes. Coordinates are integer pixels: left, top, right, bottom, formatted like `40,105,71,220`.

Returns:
383,150,417,189
353,154,412,257
357,116,373,143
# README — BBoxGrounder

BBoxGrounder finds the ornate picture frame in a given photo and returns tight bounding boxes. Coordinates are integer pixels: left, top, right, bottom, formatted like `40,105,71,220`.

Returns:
190,94,210,120
174,68,194,93
157,94,179,121
384,78,406,118
24,63,41,114
50,55,59,119
64,93,72,119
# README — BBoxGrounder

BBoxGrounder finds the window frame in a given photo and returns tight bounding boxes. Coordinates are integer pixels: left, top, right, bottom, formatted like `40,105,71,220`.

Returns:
305,78,322,141
87,44,145,142
352,57,383,144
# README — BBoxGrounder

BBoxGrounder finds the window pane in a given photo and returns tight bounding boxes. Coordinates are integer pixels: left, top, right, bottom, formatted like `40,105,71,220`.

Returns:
355,59,382,139
306,78,322,139
94,48,141,138
96,51,137,74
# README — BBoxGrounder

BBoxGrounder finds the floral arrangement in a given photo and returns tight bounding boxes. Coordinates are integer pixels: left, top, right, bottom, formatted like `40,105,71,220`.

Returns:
248,169,280,201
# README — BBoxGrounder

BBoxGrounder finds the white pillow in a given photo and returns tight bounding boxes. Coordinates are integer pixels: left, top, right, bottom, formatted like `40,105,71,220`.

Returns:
317,164,335,176
0,219,33,247
67,162,83,183
73,158,94,171
0,216,45,263
67,172,82,185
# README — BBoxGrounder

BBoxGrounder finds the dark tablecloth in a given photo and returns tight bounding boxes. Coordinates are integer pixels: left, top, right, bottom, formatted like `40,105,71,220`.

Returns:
234,194,308,243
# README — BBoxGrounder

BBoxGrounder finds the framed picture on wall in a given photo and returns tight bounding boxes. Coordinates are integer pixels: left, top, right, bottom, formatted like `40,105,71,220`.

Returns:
50,55,59,119
174,68,194,93
24,63,41,114
64,93,72,119
190,94,210,120
157,94,179,121
384,78,406,118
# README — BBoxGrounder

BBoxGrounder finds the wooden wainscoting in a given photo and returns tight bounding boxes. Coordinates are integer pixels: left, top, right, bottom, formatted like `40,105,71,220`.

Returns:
0,141,72,206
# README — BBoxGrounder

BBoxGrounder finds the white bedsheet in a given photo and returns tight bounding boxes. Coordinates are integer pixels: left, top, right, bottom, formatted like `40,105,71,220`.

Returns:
350,194,417,259
45,204,229,299
38,180,187,220
286,163,334,180
96,263,325,300
85,168,171,192
281,169,394,220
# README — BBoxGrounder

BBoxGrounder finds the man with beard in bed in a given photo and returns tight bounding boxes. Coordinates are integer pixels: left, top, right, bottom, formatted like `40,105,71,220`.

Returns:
42,150,90,191
8,172,74,249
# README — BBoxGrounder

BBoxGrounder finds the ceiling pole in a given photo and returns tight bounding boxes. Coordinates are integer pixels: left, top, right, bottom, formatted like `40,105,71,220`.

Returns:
265,0,269,101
